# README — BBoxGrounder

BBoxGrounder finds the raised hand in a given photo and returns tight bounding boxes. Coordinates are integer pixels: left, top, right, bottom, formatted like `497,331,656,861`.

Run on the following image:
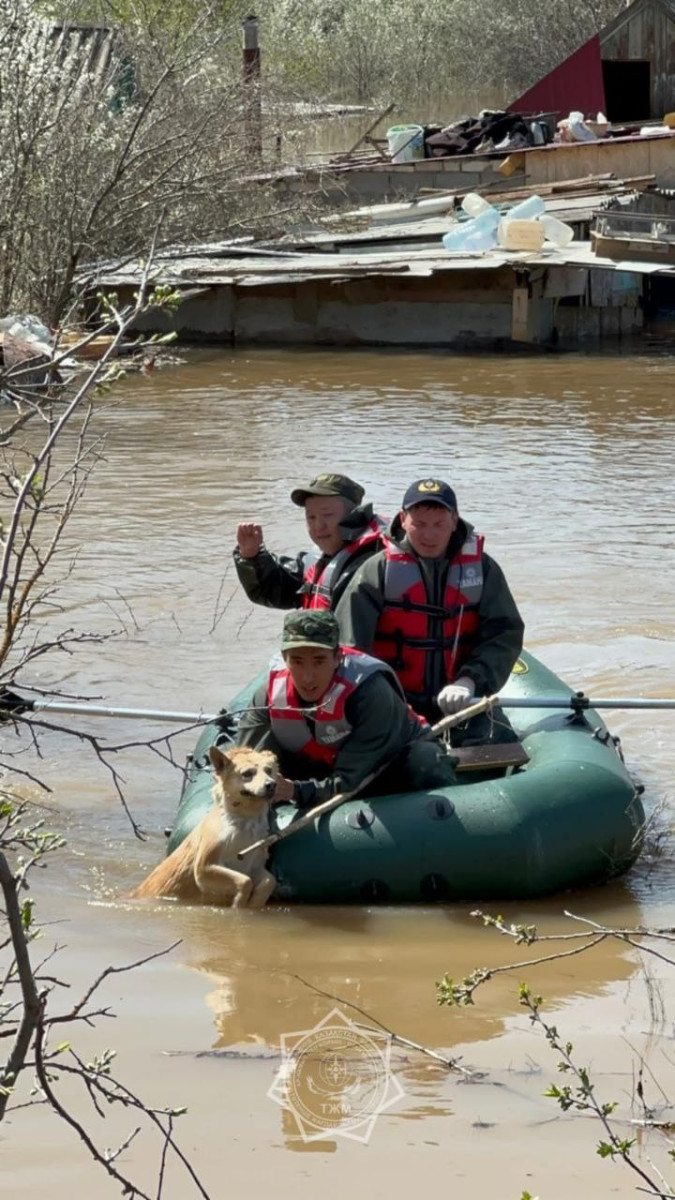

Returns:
236,522,264,559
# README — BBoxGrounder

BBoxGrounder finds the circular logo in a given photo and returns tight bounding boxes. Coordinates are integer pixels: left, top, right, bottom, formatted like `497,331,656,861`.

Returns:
286,1025,389,1133
511,657,529,675
268,1008,404,1142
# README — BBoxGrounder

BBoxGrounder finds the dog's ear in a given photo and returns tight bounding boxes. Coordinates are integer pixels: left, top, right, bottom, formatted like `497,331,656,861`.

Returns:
209,745,233,775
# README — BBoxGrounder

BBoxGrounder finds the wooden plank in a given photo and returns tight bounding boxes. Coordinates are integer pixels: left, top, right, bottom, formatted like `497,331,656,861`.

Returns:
453,743,529,772
592,233,675,263
544,267,588,298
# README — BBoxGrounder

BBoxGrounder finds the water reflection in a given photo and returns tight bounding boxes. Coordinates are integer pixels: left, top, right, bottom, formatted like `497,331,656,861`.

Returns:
175,885,645,1053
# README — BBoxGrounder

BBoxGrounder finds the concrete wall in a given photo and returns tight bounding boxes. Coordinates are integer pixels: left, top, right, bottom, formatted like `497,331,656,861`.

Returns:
286,131,675,207
232,273,515,346
121,264,645,350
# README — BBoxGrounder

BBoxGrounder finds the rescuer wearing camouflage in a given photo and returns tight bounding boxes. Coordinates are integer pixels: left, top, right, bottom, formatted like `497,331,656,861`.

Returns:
234,473,386,611
236,610,457,808
336,478,524,746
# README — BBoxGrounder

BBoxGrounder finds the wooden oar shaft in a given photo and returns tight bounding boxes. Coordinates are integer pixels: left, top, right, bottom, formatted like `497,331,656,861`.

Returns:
238,693,499,860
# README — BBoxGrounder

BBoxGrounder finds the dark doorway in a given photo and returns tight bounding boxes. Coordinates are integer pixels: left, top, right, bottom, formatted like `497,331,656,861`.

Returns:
602,60,651,121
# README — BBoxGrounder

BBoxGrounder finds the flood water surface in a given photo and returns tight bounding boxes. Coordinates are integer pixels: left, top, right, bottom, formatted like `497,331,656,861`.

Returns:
3,347,674,1199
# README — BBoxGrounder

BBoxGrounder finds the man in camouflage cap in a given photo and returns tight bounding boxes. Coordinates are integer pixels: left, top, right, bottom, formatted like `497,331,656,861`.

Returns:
237,611,456,807
234,473,386,613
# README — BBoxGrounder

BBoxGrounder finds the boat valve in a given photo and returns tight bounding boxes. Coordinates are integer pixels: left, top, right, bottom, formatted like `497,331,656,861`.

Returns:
427,796,455,820
347,807,375,830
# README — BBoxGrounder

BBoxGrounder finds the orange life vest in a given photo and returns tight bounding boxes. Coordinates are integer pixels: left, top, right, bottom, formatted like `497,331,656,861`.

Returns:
267,647,417,765
301,516,387,610
372,533,484,701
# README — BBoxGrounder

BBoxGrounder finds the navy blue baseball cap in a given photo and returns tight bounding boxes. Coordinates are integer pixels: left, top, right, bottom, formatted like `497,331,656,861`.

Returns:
402,479,457,512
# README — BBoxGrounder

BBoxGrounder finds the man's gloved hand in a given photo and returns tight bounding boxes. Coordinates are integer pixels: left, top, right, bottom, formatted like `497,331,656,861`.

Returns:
437,677,476,716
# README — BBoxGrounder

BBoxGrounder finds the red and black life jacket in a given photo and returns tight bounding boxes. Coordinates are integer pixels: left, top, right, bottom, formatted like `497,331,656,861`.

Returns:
372,533,485,700
301,515,387,610
267,647,419,765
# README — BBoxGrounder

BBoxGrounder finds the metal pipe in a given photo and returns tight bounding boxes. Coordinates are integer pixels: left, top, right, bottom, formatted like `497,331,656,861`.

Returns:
3,694,674,726
499,696,675,710
242,14,262,162
29,701,218,724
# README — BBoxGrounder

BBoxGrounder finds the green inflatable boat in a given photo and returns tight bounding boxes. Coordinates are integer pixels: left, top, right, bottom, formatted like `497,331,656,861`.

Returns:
167,651,644,902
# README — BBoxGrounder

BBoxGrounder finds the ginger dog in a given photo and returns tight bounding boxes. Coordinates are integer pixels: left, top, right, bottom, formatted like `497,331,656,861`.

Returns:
131,745,279,909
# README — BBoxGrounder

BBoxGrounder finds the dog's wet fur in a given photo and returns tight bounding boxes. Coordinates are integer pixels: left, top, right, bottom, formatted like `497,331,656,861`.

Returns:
130,745,279,908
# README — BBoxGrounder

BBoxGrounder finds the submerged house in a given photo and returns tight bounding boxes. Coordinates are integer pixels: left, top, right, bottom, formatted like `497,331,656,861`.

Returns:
509,0,675,123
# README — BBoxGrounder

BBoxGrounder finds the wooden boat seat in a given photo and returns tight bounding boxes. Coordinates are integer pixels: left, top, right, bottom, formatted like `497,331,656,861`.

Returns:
453,742,530,773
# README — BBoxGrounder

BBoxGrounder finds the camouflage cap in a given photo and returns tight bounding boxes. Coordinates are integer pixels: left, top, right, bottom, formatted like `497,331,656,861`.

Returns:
280,610,340,651
290,473,365,508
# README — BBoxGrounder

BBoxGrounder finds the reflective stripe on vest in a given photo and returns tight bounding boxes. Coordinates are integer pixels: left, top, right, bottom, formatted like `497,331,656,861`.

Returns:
301,515,387,611
267,647,404,765
372,533,484,699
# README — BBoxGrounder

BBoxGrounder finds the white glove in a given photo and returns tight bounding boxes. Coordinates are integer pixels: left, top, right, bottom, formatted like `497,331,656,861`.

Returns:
437,677,476,716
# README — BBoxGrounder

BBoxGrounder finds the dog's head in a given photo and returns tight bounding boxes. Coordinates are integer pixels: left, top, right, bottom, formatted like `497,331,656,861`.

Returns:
209,744,279,815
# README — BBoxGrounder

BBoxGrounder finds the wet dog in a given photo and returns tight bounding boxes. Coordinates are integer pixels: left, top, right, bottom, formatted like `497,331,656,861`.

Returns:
130,745,279,909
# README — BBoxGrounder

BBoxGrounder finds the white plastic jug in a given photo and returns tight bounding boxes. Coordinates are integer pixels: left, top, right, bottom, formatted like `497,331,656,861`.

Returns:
540,214,574,248
502,195,545,222
461,193,493,218
387,125,425,164
442,208,499,252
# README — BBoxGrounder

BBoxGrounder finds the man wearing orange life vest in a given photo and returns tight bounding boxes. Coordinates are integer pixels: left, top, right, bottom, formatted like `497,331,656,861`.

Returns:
336,478,524,745
234,473,386,611
236,610,457,808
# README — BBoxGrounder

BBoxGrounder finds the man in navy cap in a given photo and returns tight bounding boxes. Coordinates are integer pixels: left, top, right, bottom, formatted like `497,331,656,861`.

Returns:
336,478,524,745
236,610,456,806
234,473,386,612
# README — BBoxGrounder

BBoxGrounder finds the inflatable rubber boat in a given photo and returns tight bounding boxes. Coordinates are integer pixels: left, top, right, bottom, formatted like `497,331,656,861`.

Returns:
167,651,644,902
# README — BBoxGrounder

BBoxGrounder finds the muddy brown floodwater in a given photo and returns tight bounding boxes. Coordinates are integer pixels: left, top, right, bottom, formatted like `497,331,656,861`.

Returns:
2,346,674,1200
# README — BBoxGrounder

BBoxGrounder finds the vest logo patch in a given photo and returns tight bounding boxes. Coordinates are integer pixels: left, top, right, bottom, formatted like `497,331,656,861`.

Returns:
321,724,344,743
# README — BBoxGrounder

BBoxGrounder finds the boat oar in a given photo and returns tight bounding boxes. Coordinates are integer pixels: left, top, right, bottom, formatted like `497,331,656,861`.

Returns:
2,687,673,726
0,688,219,725
499,694,675,711
237,693,500,860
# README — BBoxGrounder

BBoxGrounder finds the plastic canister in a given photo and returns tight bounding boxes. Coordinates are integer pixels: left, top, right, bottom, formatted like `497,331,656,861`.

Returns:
540,214,574,248
461,193,493,218
502,194,545,222
387,125,425,164
442,207,499,252
497,219,546,251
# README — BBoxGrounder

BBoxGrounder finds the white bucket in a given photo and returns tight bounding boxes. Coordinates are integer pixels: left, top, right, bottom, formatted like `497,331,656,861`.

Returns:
387,124,424,164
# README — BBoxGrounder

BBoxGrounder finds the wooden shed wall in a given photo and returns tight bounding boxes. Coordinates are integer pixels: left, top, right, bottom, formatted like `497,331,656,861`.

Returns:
600,0,675,115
